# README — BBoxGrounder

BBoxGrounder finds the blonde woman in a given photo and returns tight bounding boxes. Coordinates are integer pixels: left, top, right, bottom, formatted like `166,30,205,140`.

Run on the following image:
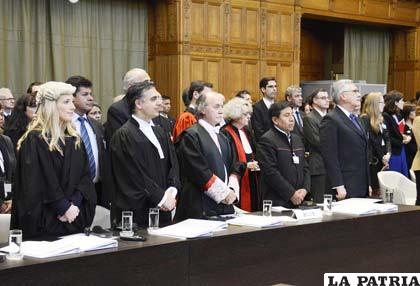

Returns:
359,92,391,197
221,97,259,211
11,81,96,239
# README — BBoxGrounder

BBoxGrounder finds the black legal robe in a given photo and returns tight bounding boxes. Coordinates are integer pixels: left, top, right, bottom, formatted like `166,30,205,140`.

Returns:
175,124,244,220
110,118,180,227
11,131,97,239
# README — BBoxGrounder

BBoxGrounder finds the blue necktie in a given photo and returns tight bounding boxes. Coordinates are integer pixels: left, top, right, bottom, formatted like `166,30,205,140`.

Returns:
295,111,303,128
78,117,96,179
349,114,362,131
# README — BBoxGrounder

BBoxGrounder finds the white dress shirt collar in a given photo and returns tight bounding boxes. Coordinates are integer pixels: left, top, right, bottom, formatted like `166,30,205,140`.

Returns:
262,97,274,109
132,115,164,159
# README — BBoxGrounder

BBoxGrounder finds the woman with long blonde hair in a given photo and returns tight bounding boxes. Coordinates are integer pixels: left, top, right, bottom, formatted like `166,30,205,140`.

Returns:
360,92,391,196
11,81,96,239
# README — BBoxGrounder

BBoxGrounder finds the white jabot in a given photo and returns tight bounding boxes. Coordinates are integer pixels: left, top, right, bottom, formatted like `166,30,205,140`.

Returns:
239,129,252,154
132,115,164,159
0,151,4,174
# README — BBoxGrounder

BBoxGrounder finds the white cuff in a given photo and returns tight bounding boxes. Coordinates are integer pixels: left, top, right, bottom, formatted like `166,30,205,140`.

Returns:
205,177,230,204
158,187,178,207
228,175,240,200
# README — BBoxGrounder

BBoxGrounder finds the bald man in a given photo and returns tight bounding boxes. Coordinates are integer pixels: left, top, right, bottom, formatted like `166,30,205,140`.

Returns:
105,68,151,142
175,92,244,220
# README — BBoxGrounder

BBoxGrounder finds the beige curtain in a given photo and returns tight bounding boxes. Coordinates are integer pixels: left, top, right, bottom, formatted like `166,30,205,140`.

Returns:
0,0,147,112
344,25,390,84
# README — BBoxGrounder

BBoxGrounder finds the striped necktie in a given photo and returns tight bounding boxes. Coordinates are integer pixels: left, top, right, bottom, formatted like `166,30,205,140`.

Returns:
78,117,96,179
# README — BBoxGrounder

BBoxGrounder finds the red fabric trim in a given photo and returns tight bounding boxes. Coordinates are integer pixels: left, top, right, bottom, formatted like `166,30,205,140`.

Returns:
204,174,217,190
225,125,252,212
173,112,197,141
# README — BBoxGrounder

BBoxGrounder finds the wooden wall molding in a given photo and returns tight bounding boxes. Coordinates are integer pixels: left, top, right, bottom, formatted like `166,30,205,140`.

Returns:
149,0,420,115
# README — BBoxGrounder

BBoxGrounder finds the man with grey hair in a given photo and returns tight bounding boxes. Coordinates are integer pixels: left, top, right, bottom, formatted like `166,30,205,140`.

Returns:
285,85,304,139
175,92,243,220
0,88,15,123
319,79,370,200
105,68,151,143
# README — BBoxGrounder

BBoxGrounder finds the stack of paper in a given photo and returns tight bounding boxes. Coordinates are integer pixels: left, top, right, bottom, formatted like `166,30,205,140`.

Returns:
227,214,290,228
0,233,118,259
148,219,227,239
332,198,398,216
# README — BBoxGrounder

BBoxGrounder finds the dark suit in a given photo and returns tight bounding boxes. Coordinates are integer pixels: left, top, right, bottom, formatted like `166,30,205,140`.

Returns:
0,135,16,204
153,115,173,138
320,106,370,198
251,99,271,141
292,109,305,140
87,117,110,208
257,127,310,208
104,97,130,144
382,112,403,156
303,109,329,203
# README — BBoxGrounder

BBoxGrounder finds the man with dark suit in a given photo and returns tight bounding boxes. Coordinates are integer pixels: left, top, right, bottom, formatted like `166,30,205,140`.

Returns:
285,85,304,139
257,101,310,208
0,88,15,125
104,68,151,143
252,77,277,141
320,79,370,200
303,88,330,203
161,95,175,132
66,76,109,208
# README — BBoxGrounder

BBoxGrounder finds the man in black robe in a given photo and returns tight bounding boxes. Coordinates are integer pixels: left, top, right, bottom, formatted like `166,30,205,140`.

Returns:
257,101,310,208
175,92,244,220
110,81,179,227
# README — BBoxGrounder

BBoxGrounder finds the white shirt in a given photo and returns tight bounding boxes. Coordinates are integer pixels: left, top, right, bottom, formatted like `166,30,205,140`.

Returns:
262,97,274,109
131,115,164,159
198,119,228,183
337,104,352,119
72,114,99,183
239,129,252,154
274,126,291,144
313,107,327,117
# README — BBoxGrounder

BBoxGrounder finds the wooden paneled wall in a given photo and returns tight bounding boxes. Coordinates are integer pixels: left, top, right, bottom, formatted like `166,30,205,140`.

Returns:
149,0,420,115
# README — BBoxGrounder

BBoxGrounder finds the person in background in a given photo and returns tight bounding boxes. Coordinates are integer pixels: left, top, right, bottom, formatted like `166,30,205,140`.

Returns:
0,88,15,124
222,97,259,212
285,85,304,140
26,82,43,96
88,102,102,122
235,90,253,105
303,88,330,203
0,102,17,214
4,94,37,152
173,81,213,141
359,92,391,197
411,106,420,205
252,77,277,142
382,91,410,177
11,81,96,239
402,103,417,170
161,95,175,133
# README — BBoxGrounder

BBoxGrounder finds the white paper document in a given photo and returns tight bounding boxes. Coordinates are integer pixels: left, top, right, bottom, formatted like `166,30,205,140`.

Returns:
0,233,118,259
331,198,398,216
148,219,227,239
272,206,292,213
226,214,287,228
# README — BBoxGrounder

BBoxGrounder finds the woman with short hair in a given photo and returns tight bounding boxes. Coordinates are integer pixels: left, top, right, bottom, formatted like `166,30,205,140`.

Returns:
11,81,96,238
222,97,259,211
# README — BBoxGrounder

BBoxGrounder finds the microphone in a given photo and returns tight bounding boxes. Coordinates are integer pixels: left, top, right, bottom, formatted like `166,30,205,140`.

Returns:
88,225,113,238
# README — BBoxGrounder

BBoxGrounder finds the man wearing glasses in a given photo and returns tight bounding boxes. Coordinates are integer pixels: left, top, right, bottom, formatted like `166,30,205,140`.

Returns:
252,77,278,141
320,79,370,200
303,88,330,203
0,88,15,124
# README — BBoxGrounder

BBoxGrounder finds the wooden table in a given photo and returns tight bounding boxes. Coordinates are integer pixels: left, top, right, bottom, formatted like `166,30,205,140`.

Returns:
1,205,420,286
